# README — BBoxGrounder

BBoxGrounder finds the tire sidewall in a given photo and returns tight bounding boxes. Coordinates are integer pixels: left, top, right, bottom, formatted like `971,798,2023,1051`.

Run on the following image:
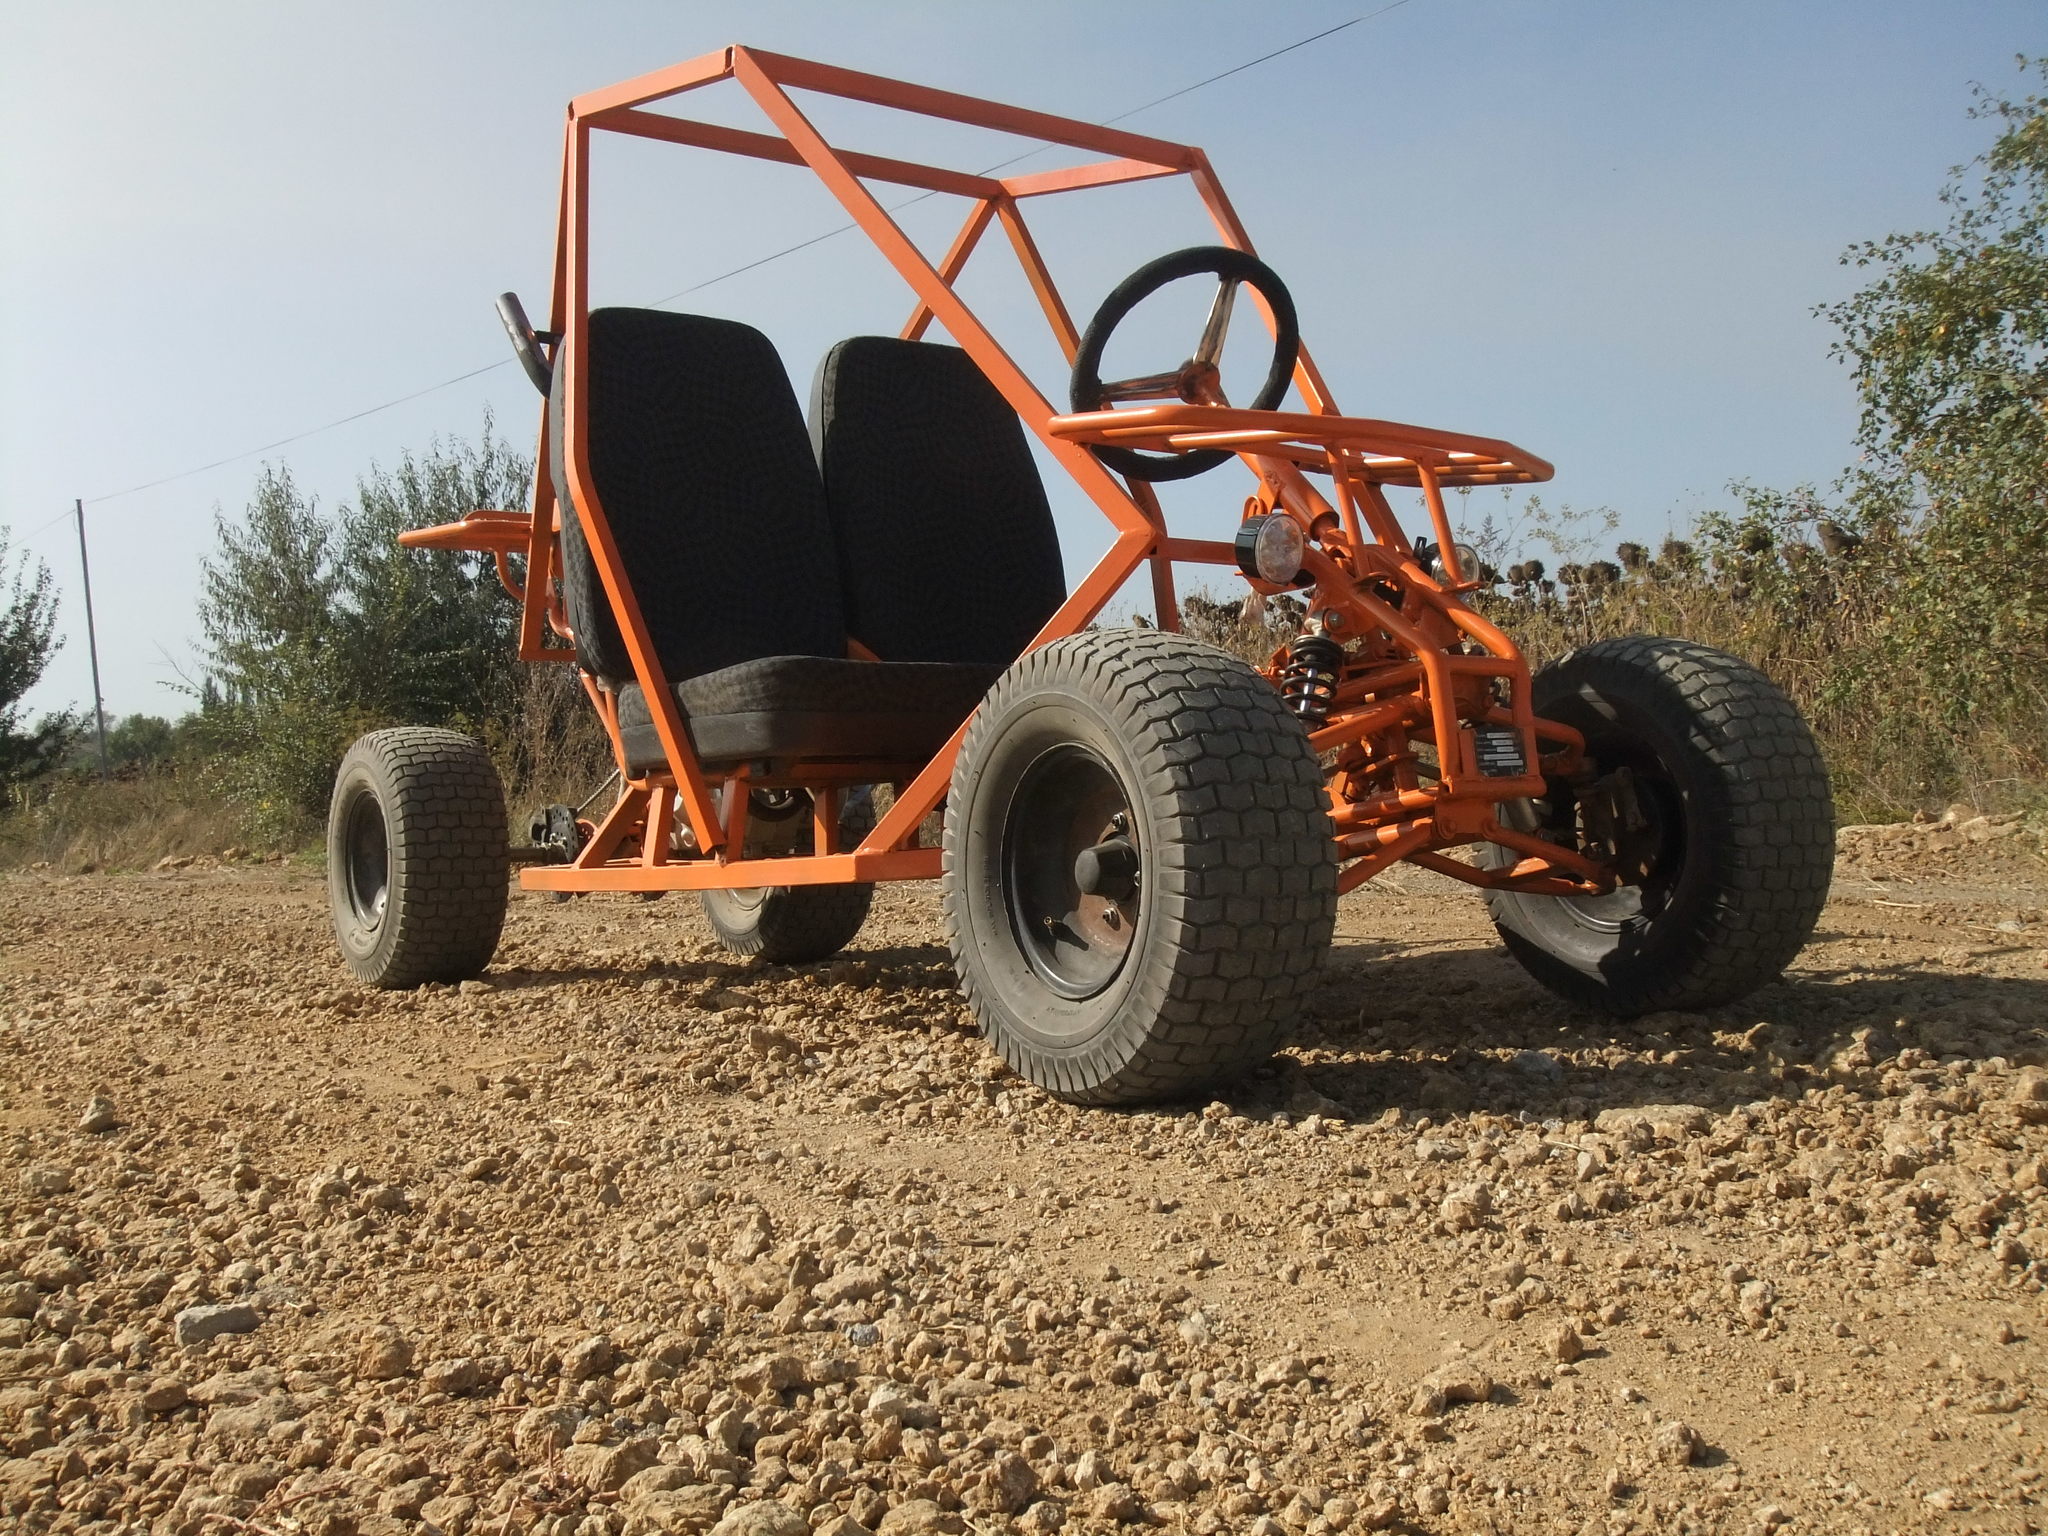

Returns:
1495,663,1723,987
327,749,400,976
703,886,769,935
949,676,1165,1078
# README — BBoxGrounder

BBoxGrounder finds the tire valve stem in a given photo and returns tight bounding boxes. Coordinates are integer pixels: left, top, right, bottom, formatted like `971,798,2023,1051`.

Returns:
1278,631,1345,724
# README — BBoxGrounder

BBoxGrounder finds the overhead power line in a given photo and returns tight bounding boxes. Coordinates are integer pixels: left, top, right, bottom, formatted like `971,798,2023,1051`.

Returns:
641,1,1415,311
1099,1,1411,122
74,4,1414,509
19,506,76,542
85,361,510,506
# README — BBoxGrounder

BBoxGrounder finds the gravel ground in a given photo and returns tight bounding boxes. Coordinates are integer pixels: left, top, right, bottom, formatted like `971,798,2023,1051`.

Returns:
2,823,2046,1536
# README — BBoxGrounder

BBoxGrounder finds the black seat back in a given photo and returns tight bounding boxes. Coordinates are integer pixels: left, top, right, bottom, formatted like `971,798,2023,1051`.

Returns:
810,337,1064,666
551,308,845,685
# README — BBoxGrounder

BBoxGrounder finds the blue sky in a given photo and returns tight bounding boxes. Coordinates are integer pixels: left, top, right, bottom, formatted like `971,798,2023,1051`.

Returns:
4,0,2042,721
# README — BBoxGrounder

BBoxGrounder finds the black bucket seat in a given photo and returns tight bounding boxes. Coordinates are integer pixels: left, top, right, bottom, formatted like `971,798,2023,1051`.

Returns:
550,310,1062,774
809,335,1065,670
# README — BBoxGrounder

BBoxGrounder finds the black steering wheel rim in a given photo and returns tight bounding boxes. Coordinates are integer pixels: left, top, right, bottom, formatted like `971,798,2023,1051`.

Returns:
1069,245,1300,483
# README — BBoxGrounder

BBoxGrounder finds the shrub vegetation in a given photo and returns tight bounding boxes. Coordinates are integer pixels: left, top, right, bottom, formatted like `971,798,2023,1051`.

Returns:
0,525,71,800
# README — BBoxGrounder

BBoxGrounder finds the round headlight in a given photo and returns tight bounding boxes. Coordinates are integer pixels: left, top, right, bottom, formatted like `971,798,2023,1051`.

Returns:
1419,539,1483,584
1441,541,1482,582
1234,514,1307,586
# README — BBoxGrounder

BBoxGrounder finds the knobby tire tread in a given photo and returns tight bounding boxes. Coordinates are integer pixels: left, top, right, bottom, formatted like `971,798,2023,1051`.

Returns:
945,629,1337,1106
331,728,508,988
702,883,873,965
1491,636,1833,1014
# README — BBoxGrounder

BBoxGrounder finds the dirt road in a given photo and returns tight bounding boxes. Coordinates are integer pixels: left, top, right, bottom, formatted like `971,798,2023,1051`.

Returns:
3,829,2046,1535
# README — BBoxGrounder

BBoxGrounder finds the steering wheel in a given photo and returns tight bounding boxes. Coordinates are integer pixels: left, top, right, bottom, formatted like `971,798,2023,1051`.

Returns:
1069,245,1300,482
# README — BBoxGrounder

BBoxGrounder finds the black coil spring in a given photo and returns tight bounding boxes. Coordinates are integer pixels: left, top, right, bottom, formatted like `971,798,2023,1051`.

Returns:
1278,633,1345,723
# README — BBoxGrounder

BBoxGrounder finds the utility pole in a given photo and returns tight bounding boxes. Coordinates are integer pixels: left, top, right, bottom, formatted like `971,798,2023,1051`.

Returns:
73,498,108,780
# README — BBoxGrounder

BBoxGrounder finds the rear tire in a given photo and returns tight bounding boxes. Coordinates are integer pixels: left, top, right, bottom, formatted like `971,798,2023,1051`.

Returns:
328,728,508,988
944,630,1337,1106
1486,636,1833,1014
699,789,875,964
700,883,873,964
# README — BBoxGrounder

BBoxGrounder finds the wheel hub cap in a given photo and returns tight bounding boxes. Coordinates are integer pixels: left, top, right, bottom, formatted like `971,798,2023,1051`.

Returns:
1002,747,1140,1000
343,791,390,930
1073,837,1138,901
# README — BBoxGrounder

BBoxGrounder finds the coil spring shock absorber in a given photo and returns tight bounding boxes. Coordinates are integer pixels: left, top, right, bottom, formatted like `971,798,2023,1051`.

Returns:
1279,631,1345,724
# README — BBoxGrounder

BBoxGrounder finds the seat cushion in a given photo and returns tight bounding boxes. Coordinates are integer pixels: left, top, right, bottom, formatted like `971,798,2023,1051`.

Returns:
811,337,1065,665
615,656,1002,770
551,308,845,685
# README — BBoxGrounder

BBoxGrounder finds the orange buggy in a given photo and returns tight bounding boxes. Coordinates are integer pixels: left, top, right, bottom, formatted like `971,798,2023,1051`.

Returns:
326,47,1835,1104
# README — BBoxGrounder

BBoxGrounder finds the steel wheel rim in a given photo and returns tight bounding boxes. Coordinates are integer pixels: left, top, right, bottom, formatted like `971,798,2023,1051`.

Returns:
1000,744,1140,1001
1548,740,1683,931
343,788,390,931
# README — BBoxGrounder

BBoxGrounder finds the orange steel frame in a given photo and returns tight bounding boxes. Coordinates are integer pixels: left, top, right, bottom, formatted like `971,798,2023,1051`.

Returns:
403,45,1613,902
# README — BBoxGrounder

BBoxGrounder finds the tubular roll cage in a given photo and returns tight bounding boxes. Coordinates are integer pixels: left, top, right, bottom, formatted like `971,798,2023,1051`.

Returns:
405,45,1612,901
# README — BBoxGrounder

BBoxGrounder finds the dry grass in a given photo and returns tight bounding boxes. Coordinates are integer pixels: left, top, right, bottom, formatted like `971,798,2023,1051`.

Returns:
15,522,2042,873
1470,564,2048,824
0,665,617,874
1181,540,2047,828
0,676,618,876
0,767,302,873
486,663,616,835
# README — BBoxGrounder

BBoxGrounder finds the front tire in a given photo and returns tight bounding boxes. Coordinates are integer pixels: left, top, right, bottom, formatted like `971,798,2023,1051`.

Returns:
944,630,1337,1106
1486,637,1833,1014
327,728,508,988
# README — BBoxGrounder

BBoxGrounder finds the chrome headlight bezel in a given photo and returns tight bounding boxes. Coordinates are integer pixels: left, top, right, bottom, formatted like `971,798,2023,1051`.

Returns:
1234,514,1307,586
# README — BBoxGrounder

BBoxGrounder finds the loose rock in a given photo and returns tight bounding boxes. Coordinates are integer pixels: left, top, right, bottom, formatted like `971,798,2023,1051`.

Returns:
174,1303,260,1346
77,1095,119,1133
1653,1420,1701,1467
355,1322,413,1380
710,1501,813,1536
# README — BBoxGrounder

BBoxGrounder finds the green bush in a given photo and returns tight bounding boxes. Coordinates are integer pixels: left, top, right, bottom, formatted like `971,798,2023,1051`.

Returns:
0,523,72,801
196,424,535,845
